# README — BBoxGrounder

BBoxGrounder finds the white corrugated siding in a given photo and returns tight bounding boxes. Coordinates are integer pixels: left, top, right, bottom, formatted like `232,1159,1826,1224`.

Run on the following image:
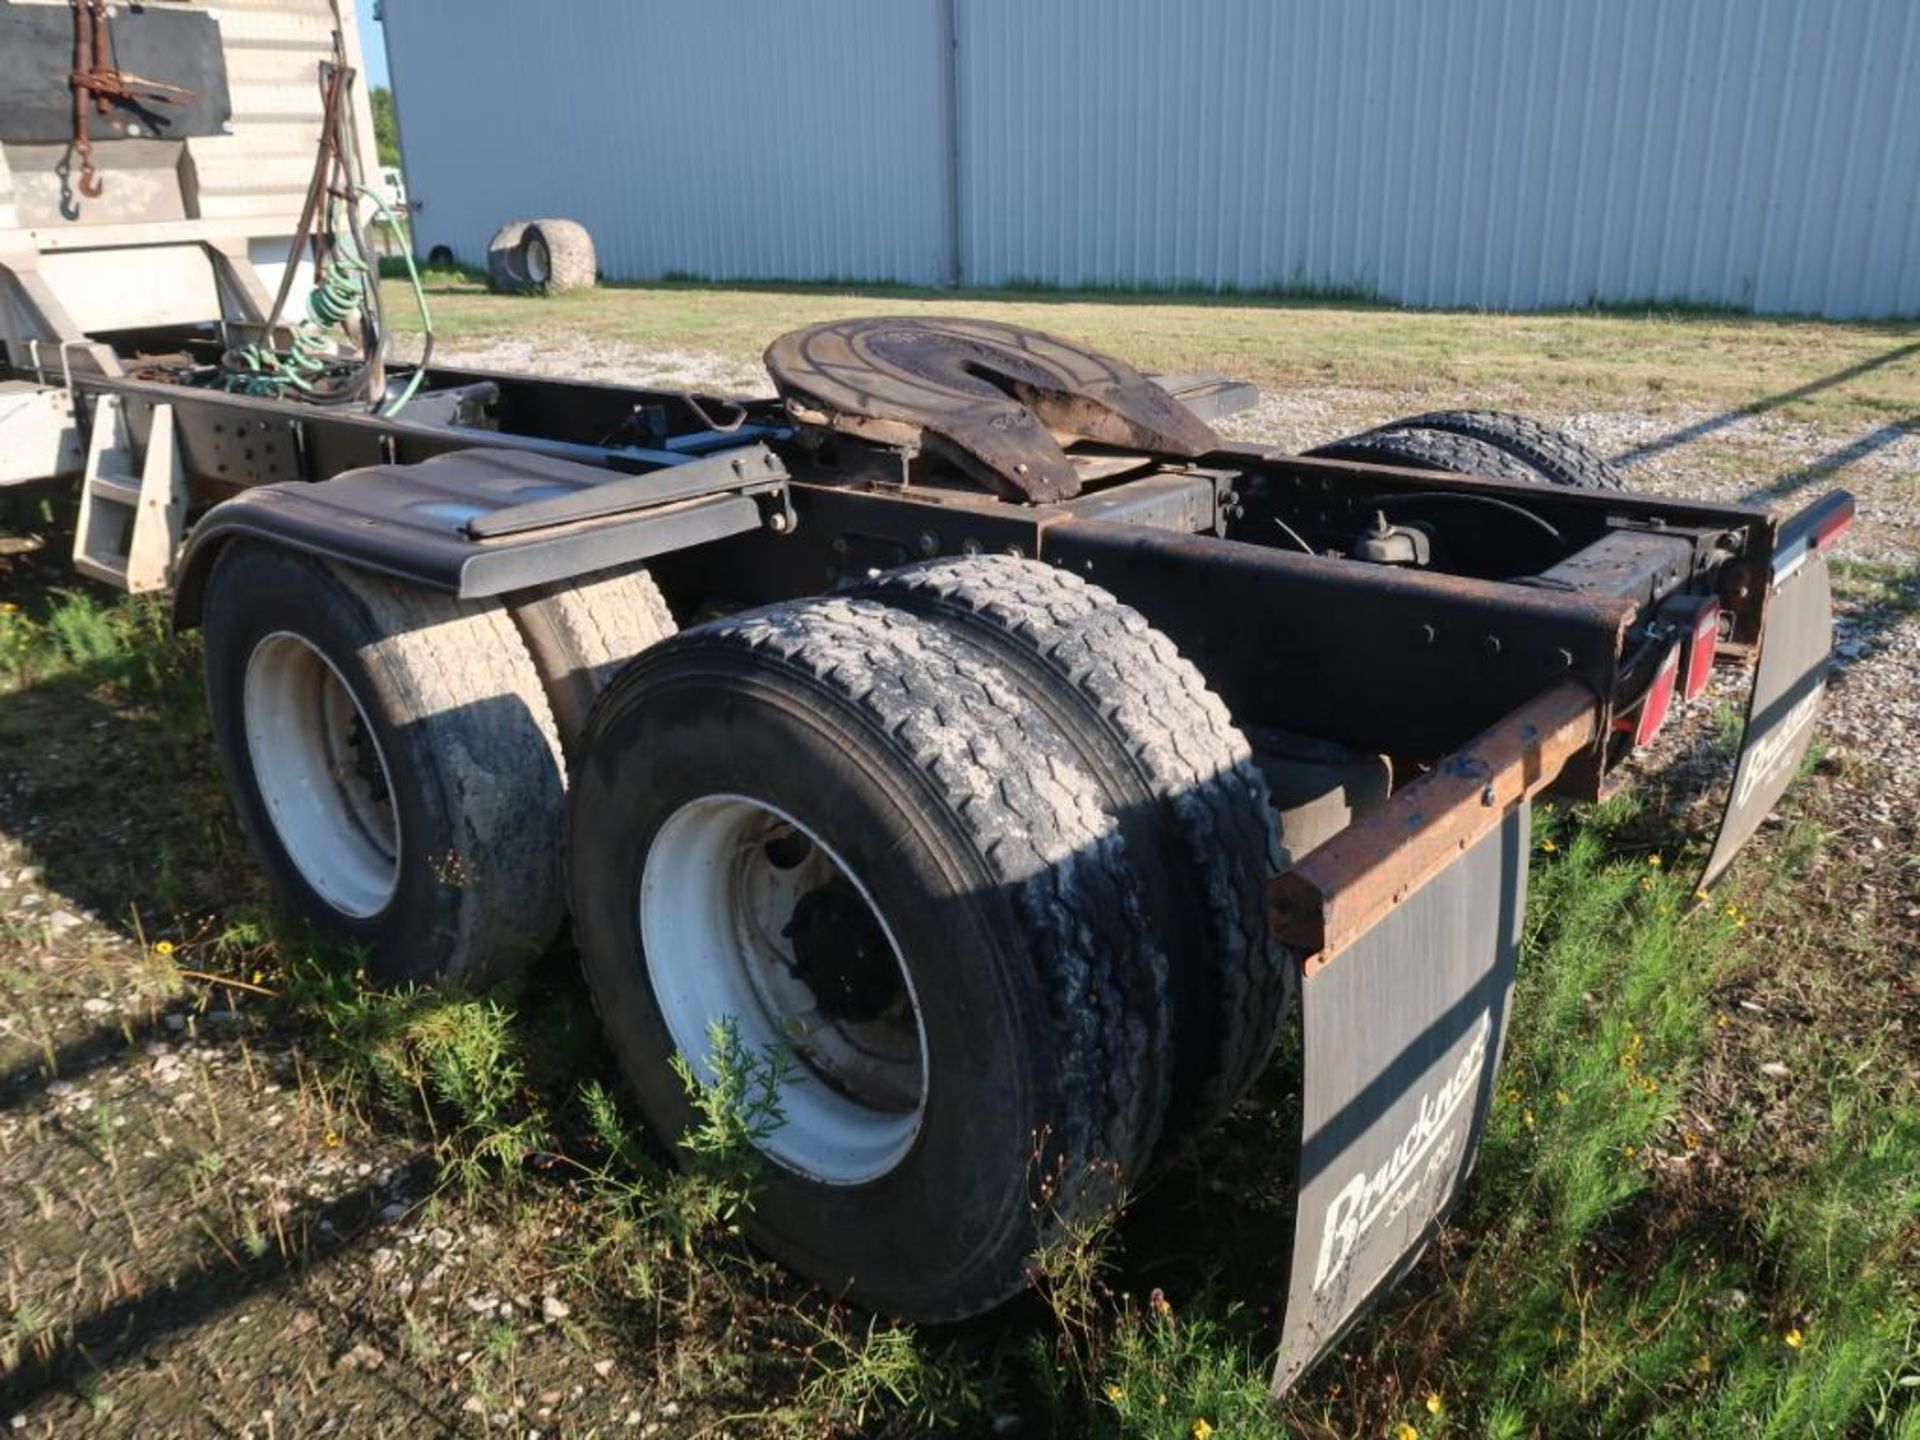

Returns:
381,0,951,284
384,0,1920,317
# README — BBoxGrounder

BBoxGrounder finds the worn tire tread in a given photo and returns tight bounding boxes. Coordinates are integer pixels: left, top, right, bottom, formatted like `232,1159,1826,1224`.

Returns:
1375,409,1629,491
1306,427,1545,485
525,218,596,294
508,562,677,755
326,563,569,984
855,558,1287,1131
589,597,1168,1311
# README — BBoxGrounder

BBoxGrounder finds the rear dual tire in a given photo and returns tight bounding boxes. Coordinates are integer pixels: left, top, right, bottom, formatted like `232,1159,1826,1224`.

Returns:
203,544,569,985
570,568,1289,1320
570,596,1171,1320
851,557,1287,1135
202,544,672,984
1309,409,1627,491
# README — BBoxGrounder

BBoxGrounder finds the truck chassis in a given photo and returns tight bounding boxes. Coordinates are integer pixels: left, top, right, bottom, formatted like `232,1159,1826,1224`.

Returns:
0,5,1849,1395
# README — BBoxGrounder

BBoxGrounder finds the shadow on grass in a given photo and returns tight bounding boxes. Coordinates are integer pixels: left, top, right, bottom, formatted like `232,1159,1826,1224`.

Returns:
1612,341,1920,467
1829,558,1920,666
0,1155,442,1420
1739,415,1920,506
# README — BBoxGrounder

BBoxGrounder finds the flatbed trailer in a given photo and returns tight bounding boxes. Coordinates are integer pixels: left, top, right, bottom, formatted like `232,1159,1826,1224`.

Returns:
0,1,1850,1395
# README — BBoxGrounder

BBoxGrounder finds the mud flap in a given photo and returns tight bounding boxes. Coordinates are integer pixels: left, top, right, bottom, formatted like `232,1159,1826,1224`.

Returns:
1699,544,1834,891
1271,805,1529,1395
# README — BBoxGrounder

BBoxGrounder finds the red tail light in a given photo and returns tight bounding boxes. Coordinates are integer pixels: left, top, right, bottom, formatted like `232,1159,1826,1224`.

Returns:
1613,642,1682,747
1682,600,1721,700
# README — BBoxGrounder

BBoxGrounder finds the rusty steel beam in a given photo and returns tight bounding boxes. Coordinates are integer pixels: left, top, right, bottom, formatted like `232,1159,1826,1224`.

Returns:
1042,519,1631,764
1269,679,1601,974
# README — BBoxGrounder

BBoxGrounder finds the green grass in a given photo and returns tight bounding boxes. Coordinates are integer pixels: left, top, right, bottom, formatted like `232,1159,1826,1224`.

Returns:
3,582,1912,1436
378,275,1919,428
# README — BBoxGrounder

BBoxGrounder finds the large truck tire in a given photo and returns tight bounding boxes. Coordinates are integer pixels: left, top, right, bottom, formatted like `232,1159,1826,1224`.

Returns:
1306,426,1543,484
853,556,1288,1141
1311,410,1628,491
202,542,568,986
488,218,596,295
520,219,596,293
568,597,1169,1321
505,562,677,756
485,221,529,293
1386,409,1629,491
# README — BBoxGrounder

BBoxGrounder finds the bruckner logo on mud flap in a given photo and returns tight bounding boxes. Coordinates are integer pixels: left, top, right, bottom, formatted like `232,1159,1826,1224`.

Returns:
1313,1013,1492,1292
1734,683,1824,811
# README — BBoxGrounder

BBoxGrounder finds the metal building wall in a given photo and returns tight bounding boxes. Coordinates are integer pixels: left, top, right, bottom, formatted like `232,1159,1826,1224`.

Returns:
385,0,1920,318
381,0,952,285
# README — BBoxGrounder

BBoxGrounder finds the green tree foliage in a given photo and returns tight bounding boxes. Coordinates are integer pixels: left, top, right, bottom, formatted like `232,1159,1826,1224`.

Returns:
370,85,399,169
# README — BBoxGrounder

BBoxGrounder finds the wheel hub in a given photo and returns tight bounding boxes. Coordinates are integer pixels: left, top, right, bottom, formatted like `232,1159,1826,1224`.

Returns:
639,795,929,1184
782,878,906,1027
242,631,400,919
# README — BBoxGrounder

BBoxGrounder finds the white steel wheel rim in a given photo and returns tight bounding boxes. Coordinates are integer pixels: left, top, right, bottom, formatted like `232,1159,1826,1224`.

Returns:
525,236,551,285
640,795,928,1185
242,631,400,919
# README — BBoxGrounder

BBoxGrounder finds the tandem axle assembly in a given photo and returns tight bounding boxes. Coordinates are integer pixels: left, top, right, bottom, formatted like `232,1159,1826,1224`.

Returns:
0,4,1849,1396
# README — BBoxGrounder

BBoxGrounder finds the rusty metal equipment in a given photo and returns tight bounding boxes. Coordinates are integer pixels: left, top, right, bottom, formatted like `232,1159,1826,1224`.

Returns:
62,309,1830,1393
765,315,1218,501
0,10,1853,1393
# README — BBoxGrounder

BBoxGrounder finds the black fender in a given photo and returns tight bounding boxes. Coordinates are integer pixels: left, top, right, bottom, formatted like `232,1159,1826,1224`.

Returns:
172,443,788,628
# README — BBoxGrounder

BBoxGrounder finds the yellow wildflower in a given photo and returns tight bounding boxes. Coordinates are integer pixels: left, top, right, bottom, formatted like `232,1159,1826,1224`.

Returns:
1693,1352,1711,1374
1647,854,1663,867
1149,1288,1173,1319
154,939,175,957
1391,1424,1420,1440
1784,1328,1804,1349
1695,888,1711,902
1555,1088,1571,1105
323,1129,342,1148
1540,837,1558,853
1104,1383,1123,1403
1192,1420,1214,1440
1425,1392,1444,1415
1156,1393,1168,1407
1622,1144,1637,1159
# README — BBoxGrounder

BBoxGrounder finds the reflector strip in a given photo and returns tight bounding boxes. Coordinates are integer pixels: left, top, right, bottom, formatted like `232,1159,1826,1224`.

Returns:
1772,537,1812,587
1773,491,1856,587
1812,498,1855,549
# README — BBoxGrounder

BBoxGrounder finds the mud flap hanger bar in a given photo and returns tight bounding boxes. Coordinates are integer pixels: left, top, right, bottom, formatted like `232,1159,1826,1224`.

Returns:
1270,680,1600,970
